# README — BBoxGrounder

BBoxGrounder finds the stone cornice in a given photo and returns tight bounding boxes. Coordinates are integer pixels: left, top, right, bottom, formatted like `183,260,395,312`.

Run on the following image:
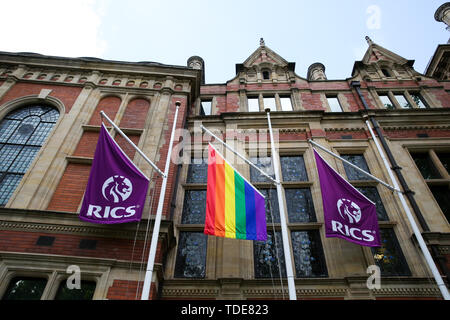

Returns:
160,277,442,299
382,125,450,131
0,207,174,243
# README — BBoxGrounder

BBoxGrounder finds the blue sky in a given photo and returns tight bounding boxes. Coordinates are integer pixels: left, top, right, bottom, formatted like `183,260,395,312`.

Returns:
1,1,448,83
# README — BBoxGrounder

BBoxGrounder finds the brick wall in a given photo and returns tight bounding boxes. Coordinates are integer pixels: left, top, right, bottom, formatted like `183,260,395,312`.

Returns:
120,98,150,129
0,82,82,113
89,96,122,126
47,163,91,212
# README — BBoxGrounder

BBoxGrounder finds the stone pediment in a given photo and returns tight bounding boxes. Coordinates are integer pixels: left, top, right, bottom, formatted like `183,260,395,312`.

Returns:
362,39,410,66
352,36,415,79
235,38,296,83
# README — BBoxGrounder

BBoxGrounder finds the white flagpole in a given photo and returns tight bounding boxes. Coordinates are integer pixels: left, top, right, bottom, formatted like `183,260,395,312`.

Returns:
265,109,297,300
100,111,165,178
141,102,180,300
365,120,450,300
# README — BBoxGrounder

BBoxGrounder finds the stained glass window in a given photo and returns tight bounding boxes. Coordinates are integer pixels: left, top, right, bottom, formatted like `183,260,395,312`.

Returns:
260,188,280,223
54,280,96,300
291,231,327,278
250,157,274,183
174,232,207,278
0,105,59,205
186,158,208,183
2,277,47,300
285,188,316,223
356,187,389,221
181,190,207,224
280,156,308,182
371,228,411,276
254,231,286,278
341,154,371,181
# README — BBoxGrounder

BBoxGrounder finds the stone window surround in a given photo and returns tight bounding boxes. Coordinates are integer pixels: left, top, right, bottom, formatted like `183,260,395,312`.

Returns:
0,252,110,300
407,145,450,225
373,89,431,110
245,92,294,112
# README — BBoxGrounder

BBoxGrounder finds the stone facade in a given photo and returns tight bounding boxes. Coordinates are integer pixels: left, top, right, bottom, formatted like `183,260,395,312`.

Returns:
1,14,450,300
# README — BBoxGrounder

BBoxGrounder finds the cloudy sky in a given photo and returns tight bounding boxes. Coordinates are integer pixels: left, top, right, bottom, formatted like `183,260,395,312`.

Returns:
1,0,448,83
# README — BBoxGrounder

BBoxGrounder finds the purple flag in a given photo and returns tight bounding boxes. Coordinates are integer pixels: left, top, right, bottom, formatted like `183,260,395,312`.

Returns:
79,124,149,224
314,149,381,247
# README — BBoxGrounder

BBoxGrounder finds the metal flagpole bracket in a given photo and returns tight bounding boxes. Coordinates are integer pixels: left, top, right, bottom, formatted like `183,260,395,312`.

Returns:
307,138,400,193
100,110,166,178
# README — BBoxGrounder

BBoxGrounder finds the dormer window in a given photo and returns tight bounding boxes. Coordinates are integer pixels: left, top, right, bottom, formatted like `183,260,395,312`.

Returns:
262,70,270,80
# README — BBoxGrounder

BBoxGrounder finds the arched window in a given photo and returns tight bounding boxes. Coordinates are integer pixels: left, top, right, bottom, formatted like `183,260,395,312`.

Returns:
0,105,59,205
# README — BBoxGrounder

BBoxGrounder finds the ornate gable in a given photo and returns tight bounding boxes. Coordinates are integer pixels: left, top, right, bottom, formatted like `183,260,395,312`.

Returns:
352,36,417,81
234,38,296,84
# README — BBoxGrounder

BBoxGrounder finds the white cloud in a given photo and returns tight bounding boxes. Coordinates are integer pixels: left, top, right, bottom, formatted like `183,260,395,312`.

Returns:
0,0,107,58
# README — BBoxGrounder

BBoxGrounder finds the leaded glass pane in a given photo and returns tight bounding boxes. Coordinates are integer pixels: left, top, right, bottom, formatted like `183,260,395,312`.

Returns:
0,145,22,171
0,174,22,205
181,190,207,224
280,155,308,182
250,157,274,182
285,188,316,222
2,277,47,300
411,153,441,179
54,280,96,300
27,122,54,146
0,119,19,143
8,116,40,144
371,228,411,276
8,146,40,174
186,159,208,183
260,188,280,223
174,232,207,278
0,105,59,206
430,186,450,223
291,231,328,278
356,187,389,221
341,154,371,181
254,231,286,278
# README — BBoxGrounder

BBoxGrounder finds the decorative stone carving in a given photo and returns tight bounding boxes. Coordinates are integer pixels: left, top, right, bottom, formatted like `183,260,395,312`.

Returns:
307,62,327,81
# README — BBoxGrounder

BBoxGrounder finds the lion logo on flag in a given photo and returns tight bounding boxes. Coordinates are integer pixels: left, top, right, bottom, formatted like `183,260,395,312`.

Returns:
337,198,362,224
102,175,133,203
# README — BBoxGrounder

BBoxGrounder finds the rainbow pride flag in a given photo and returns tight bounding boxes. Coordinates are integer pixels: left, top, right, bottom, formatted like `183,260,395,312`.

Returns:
204,144,267,241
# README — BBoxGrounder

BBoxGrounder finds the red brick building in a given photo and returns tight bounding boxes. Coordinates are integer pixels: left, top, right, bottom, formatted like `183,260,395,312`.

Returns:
0,7,449,300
